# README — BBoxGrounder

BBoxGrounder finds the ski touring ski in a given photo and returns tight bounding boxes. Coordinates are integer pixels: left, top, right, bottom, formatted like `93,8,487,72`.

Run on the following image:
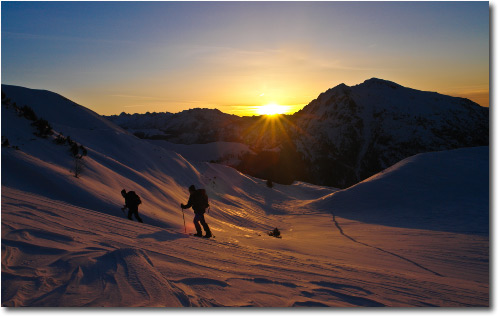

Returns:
189,233,215,239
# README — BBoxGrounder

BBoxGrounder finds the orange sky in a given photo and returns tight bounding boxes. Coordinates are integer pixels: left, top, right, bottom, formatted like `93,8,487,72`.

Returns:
2,2,489,116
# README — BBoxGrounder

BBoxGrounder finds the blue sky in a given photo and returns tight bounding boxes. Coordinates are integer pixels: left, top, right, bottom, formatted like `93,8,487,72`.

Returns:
1,1,489,115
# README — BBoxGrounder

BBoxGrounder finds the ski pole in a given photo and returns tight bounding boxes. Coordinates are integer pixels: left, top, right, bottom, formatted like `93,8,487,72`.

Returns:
181,207,186,233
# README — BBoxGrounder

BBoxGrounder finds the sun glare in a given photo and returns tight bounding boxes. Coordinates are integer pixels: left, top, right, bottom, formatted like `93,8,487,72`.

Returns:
257,103,287,116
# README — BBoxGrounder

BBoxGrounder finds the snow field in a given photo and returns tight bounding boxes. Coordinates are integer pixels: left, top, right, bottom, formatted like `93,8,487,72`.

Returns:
1,85,489,306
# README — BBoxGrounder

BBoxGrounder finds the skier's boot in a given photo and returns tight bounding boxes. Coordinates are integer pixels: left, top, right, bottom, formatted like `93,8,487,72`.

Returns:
203,231,212,238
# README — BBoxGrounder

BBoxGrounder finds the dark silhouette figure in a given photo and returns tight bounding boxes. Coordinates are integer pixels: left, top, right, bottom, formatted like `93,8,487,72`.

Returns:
266,179,273,188
121,189,143,223
181,185,212,238
269,227,281,238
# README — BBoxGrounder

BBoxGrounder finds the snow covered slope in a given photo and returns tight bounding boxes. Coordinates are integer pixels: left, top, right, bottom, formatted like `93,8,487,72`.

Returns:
2,186,488,307
148,140,255,166
311,146,489,235
1,85,489,307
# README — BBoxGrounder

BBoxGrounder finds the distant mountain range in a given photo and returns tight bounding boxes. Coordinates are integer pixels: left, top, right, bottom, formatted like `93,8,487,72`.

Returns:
107,78,489,188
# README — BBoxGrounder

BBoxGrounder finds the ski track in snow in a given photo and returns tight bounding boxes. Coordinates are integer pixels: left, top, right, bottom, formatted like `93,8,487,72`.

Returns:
2,187,488,307
331,214,442,277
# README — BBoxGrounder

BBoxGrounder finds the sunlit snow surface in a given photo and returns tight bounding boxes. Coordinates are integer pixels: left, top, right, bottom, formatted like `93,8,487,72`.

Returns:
1,85,488,306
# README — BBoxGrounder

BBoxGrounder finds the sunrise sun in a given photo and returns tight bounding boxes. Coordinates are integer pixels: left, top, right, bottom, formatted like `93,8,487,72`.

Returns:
257,103,287,116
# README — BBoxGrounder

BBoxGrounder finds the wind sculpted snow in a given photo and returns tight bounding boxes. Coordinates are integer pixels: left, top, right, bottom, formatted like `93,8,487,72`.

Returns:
1,85,489,306
312,147,489,235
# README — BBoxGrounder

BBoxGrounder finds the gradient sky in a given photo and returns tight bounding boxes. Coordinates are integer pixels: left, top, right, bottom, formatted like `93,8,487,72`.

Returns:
1,1,489,116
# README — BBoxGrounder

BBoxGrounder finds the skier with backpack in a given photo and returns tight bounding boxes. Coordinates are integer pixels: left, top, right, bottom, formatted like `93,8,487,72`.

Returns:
181,185,212,238
121,189,143,223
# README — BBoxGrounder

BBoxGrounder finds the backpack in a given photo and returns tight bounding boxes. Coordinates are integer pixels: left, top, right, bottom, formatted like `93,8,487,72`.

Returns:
269,227,281,238
127,191,142,206
193,189,209,211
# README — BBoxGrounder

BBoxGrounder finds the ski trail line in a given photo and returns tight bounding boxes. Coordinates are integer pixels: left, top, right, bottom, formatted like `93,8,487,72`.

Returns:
332,214,443,277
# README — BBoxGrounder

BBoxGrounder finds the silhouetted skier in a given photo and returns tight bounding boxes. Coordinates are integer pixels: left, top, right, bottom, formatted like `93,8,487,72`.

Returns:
121,189,143,223
181,185,212,238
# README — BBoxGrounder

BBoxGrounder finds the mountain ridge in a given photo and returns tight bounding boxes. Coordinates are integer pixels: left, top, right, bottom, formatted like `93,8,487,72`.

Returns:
3,79,488,188
105,78,488,188
290,78,488,186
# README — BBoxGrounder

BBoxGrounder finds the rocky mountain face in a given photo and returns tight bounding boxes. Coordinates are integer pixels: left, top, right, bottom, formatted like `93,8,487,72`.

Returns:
291,78,488,187
106,78,489,188
108,108,241,144
107,108,293,150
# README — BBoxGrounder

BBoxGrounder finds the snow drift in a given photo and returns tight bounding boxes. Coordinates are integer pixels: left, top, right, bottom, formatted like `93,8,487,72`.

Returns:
312,146,489,235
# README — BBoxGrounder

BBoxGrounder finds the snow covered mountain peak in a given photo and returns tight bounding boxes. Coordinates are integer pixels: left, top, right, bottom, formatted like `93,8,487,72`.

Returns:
292,78,488,187
357,77,403,89
305,78,403,110
301,77,482,118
